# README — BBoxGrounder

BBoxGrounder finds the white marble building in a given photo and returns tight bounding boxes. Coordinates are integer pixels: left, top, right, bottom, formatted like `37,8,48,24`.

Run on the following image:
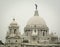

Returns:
0,4,60,47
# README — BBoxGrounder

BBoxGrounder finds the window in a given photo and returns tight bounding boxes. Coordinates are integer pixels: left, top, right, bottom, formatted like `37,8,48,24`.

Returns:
21,45,24,47
34,29,36,32
33,37,36,40
14,29,16,34
16,40,17,42
15,46,18,47
41,30,42,31
48,38,49,40
33,46,35,47
10,29,12,33
38,46,42,47
23,40,29,43
34,25,36,27
49,46,52,47
8,46,10,47
43,32,45,36
8,40,10,43
26,29,30,31
10,29,12,31
55,46,59,47
37,41,39,43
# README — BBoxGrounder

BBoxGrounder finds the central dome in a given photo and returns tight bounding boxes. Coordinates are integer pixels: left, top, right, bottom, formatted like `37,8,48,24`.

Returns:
27,16,46,26
27,10,47,27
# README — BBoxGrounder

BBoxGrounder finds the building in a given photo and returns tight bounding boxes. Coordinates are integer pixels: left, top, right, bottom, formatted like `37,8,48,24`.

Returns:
1,4,60,47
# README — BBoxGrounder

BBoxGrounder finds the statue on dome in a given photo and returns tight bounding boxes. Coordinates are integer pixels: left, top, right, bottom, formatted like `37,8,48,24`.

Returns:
35,4,38,10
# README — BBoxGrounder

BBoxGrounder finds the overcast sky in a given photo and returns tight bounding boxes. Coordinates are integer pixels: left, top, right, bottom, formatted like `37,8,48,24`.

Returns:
0,0,60,42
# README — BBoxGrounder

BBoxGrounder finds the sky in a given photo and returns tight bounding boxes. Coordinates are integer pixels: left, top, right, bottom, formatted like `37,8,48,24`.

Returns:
0,0,60,42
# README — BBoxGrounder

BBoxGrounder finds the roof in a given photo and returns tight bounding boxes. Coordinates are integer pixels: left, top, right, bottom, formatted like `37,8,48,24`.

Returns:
26,10,47,27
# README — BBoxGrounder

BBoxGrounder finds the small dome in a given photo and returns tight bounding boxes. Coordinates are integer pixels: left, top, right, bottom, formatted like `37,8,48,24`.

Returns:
26,10,47,27
10,18,17,25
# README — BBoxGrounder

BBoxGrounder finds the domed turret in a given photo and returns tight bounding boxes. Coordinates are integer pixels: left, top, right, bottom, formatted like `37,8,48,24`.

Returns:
5,19,21,47
6,18,20,39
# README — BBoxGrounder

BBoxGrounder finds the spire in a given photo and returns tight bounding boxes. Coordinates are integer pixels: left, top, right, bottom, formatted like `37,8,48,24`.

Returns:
34,4,39,16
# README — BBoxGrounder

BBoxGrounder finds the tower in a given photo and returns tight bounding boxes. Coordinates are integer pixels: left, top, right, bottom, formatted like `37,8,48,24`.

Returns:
5,18,21,47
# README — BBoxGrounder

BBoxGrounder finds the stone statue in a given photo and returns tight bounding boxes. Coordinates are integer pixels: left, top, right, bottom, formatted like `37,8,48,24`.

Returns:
35,4,37,10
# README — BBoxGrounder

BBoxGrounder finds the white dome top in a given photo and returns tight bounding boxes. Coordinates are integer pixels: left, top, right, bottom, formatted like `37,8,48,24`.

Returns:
27,10,46,26
27,16,46,26
10,18,17,25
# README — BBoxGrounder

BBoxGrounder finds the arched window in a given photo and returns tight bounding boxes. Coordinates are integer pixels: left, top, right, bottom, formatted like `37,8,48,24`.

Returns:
14,29,16,34
16,40,17,42
10,29,12,33
34,29,36,32
43,32,45,36
46,30,47,35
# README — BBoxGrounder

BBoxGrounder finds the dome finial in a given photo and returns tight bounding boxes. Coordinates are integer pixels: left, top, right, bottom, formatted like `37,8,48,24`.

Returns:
13,18,15,21
35,4,37,10
34,4,39,16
